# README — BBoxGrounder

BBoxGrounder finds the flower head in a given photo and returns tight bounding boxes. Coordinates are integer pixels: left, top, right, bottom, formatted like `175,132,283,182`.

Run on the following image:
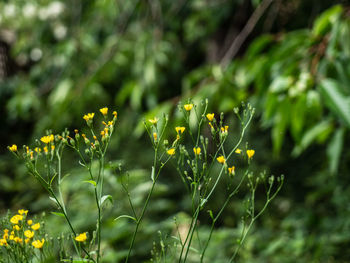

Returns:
228,166,235,175
75,232,87,242
27,220,33,225
216,156,226,164
24,230,34,239
247,149,255,159
193,147,201,155
99,107,108,116
221,125,228,133
206,113,214,121
18,209,28,215
9,144,17,152
175,127,185,134
83,113,95,122
235,148,242,154
184,104,193,111
32,239,45,249
10,215,23,224
40,135,54,144
167,148,175,155
153,132,158,141
148,117,159,125
31,223,40,231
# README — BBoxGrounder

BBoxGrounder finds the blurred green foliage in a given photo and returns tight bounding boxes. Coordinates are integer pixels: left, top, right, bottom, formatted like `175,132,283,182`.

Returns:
1,0,350,262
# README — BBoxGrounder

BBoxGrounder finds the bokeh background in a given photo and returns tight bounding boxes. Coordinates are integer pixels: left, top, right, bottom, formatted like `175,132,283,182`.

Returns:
1,0,350,262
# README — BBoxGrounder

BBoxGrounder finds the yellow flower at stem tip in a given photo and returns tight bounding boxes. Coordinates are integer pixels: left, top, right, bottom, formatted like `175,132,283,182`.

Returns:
9,144,17,152
18,209,28,215
24,230,34,239
228,166,235,175
193,147,201,155
221,126,228,133
247,149,255,159
167,148,175,155
31,223,40,230
175,126,185,134
99,107,108,116
148,117,159,125
13,225,20,231
206,113,214,121
216,156,226,164
75,232,87,242
184,104,193,111
235,148,242,154
153,132,158,141
40,134,54,144
10,215,23,224
27,220,33,225
113,111,117,118
83,113,95,122
32,239,45,249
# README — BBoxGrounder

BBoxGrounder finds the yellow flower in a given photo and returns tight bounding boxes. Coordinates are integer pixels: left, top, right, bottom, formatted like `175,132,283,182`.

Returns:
24,230,34,239
0,239,7,246
75,232,87,242
51,145,55,151
18,209,28,215
175,127,185,134
228,166,235,175
10,215,23,224
99,107,108,116
27,220,33,225
220,126,228,133
31,223,40,231
9,144,17,152
193,147,201,155
113,111,118,119
13,237,22,243
148,117,159,125
235,148,242,154
247,149,255,159
32,239,45,249
34,147,41,153
13,225,20,231
153,132,158,141
43,146,48,154
184,104,193,111
167,148,175,155
216,156,226,164
83,113,95,122
206,113,214,121
40,134,54,144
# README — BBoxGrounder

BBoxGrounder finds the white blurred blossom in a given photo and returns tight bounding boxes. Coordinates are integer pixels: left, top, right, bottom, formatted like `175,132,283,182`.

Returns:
23,3,37,18
53,24,67,40
39,1,64,20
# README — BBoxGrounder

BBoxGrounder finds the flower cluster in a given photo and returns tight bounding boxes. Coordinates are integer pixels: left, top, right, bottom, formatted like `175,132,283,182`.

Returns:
0,209,44,249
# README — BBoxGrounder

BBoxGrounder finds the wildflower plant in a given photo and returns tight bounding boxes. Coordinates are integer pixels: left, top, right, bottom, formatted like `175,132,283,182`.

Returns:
8,107,118,262
7,101,283,262
149,100,284,262
0,210,52,263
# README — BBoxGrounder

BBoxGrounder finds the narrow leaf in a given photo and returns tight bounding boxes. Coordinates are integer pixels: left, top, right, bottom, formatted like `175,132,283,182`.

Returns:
327,127,345,175
51,212,65,218
151,166,155,182
100,195,113,206
114,215,137,222
49,196,58,205
319,79,350,128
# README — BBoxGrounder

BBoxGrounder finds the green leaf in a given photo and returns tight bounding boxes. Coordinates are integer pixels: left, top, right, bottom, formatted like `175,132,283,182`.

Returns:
51,212,65,218
319,78,350,128
292,120,333,156
312,5,343,37
83,180,97,187
100,195,113,206
272,98,290,155
49,196,58,205
327,127,345,175
114,215,137,222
